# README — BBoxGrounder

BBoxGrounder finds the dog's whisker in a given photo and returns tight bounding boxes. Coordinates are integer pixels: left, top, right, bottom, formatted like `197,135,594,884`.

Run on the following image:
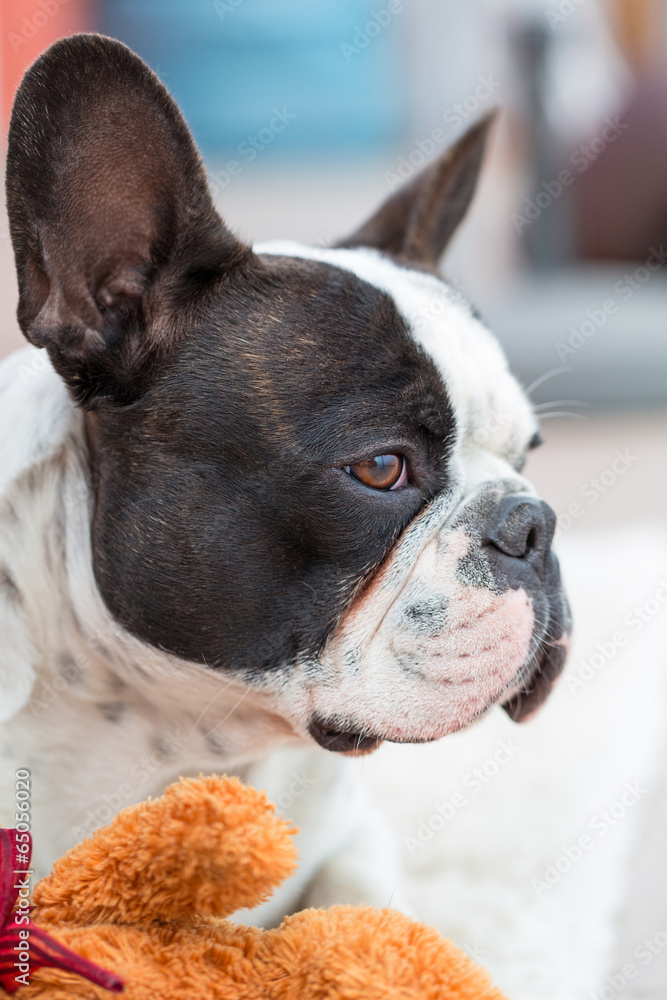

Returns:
524,365,571,396
536,411,586,421
200,688,251,740
533,400,589,411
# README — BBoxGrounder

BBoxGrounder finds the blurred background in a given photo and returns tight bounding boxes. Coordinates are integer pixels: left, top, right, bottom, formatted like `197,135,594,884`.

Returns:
0,2,665,996
2,0,666,413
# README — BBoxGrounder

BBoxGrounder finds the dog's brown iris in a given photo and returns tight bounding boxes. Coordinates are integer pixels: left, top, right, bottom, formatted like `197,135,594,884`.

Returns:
346,454,404,490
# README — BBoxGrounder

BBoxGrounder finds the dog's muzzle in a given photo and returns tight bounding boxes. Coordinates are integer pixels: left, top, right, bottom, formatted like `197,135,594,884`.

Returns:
303,482,571,753
480,493,571,722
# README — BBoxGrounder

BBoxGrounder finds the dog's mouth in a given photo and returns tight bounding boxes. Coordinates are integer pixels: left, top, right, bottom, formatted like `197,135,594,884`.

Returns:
308,719,383,756
309,635,571,754
501,635,570,722
307,715,475,756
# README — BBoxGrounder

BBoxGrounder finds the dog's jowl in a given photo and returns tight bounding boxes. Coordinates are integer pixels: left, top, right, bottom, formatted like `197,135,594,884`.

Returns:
0,35,570,924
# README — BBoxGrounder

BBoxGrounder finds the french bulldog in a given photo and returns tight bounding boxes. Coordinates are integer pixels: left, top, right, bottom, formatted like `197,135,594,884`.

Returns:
0,34,570,925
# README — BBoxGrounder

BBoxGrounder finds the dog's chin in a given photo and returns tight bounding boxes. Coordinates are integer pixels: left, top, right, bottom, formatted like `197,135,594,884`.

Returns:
307,638,571,754
308,700,498,756
308,716,479,757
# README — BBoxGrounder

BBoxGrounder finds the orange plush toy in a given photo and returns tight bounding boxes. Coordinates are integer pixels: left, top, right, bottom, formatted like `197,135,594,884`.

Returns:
0,775,509,999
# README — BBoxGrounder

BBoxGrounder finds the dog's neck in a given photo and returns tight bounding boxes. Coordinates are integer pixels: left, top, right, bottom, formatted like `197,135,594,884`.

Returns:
0,348,298,872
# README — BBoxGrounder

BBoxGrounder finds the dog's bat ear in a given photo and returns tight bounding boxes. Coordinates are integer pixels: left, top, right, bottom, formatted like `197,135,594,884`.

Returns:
6,33,251,407
337,110,497,267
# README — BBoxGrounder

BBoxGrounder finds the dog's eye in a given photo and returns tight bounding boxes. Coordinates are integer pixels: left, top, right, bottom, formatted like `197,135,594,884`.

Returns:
345,454,407,490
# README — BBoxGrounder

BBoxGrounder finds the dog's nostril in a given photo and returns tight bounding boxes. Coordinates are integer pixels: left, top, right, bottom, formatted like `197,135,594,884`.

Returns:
525,526,539,556
485,495,555,565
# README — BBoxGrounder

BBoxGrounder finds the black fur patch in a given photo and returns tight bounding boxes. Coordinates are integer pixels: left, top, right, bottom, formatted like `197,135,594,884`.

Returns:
5,34,460,677
89,255,456,673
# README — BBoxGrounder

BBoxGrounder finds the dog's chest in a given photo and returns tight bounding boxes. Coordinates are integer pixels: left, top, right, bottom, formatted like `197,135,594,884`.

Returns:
0,552,238,872
2,679,250,875
0,349,293,873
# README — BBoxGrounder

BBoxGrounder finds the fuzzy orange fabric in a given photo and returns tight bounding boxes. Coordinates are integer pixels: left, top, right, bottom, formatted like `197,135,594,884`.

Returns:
6,775,509,999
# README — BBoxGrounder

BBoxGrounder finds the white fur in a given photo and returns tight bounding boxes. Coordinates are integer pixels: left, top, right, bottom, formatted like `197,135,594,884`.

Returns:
0,246,540,922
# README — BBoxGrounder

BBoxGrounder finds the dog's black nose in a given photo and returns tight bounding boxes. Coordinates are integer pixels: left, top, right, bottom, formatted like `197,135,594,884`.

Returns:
484,495,556,574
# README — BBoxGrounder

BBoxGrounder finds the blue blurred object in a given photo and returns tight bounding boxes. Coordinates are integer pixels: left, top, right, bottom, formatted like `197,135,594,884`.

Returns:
100,0,406,157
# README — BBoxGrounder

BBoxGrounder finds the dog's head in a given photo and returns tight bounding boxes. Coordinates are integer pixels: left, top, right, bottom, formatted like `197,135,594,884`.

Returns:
6,35,570,752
